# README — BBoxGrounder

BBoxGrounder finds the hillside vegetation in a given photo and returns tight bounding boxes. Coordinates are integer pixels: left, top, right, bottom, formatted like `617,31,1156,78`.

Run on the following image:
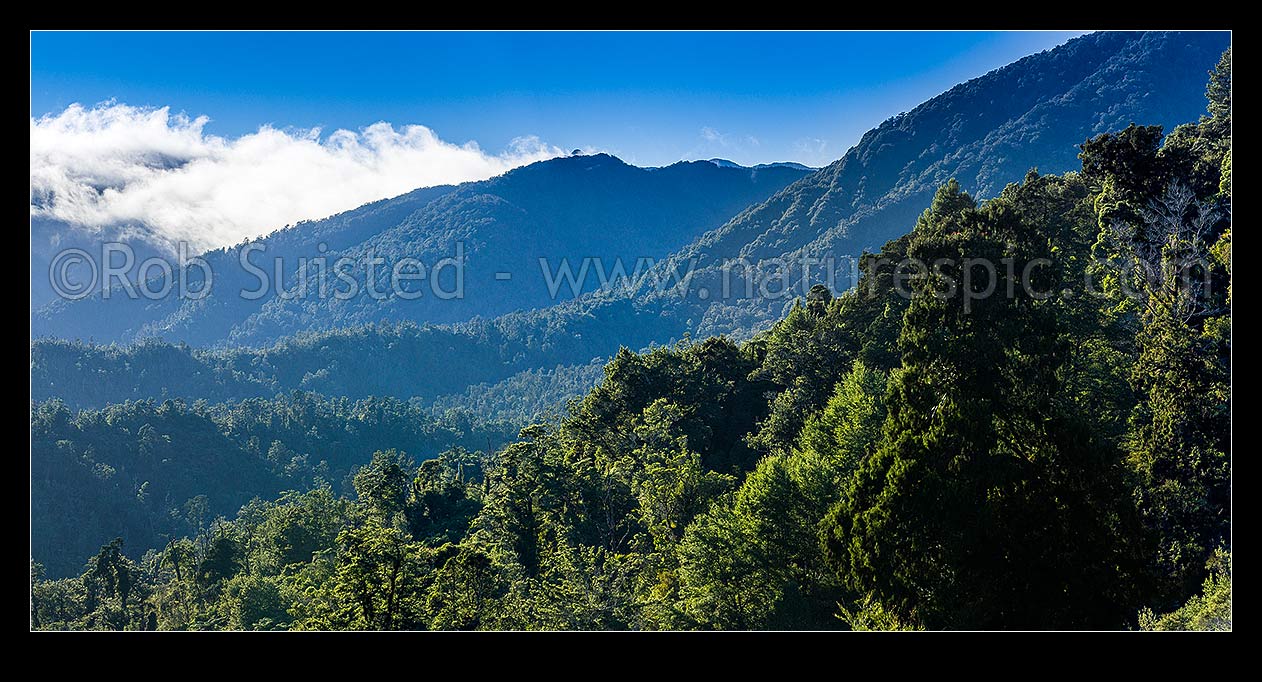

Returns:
31,48,1231,631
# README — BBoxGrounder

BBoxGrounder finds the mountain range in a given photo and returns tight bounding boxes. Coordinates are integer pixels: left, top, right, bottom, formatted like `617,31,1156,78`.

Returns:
32,30,1230,412
32,159,810,345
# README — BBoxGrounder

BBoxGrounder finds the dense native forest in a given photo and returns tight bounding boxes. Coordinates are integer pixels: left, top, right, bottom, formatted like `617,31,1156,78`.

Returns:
30,50,1231,630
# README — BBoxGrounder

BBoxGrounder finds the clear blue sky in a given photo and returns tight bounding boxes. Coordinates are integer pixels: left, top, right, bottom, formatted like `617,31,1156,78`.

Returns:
31,31,1086,167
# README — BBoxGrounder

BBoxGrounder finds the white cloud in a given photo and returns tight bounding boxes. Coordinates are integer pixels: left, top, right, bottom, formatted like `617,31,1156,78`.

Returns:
30,102,565,252
793,137,831,164
691,126,767,162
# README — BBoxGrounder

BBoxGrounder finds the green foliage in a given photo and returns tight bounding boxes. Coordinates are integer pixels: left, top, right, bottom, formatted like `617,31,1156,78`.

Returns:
322,516,429,630
1205,48,1231,123
354,450,413,520
219,574,286,630
822,178,1144,629
1139,550,1231,631
1081,60,1232,610
30,46,1232,630
798,362,889,470
32,538,155,630
428,361,607,425
675,500,778,629
568,337,771,474
677,361,888,629
424,544,508,630
31,392,512,578
407,449,483,545
745,247,907,456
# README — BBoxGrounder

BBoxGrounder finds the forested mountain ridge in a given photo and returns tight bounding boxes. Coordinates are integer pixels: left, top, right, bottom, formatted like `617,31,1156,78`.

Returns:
32,317,638,410
634,30,1232,336
31,157,810,346
31,184,457,342
31,217,178,311
31,46,1230,630
228,155,809,344
705,158,817,171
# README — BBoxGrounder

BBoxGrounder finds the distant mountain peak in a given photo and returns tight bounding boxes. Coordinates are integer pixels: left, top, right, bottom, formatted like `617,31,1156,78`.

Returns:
32,146,811,345
705,158,818,172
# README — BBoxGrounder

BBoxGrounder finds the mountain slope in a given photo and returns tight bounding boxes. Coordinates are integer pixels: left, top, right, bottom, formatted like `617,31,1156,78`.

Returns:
31,184,457,344
31,157,811,346
228,155,809,344
639,30,1233,336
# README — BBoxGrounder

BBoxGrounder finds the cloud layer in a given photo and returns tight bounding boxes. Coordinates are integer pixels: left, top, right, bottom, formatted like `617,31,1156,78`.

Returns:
31,102,564,252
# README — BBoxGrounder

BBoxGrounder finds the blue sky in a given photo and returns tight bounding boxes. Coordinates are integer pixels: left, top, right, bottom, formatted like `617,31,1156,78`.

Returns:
31,31,1085,168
